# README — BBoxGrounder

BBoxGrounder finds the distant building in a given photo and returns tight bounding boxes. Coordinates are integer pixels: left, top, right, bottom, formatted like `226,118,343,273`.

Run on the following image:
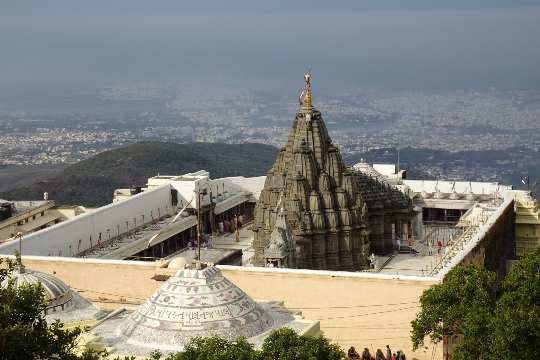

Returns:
0,199,89,244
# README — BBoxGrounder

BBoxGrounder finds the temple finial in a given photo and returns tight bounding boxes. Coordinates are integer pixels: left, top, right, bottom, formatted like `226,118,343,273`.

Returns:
299,72,313,111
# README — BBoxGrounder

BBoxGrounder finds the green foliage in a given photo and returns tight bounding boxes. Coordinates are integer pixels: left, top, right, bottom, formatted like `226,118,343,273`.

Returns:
0,258,78,359
411,249,540,359
177,336,257,360
0,257,126,360
0,142,278,206
147,329,345,360
490,248,540,359
411,264,495,359
260,328,346,360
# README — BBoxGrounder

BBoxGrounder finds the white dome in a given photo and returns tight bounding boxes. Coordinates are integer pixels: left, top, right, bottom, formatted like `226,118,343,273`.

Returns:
118,266,274,351
1,266,73,313
167,256,190,270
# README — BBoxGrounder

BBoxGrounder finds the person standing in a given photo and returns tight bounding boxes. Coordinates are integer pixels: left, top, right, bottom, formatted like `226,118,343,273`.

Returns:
370,253,376,269
234,214,240,242
218,220,224,234
361,348,372,360
386,345,392,360
347,346,360,359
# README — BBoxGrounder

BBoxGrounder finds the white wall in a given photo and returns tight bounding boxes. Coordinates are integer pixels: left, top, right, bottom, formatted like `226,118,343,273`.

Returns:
0,185,174,257
403,179,511,195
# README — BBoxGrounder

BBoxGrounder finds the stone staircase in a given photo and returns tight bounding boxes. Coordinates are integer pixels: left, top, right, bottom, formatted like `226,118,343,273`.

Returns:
429,203,499,276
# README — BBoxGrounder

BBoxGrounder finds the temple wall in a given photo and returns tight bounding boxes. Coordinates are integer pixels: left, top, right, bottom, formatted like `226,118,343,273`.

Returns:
460,199,516,282
513,191,540,257
4,255,442,359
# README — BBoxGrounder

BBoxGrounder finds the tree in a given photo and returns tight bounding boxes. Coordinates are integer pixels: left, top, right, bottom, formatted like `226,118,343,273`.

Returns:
0,256,110,360
260,328,346,360
176,336,258,360
490,248,540,359
411,249,540,359
150,329,346,360
410,264,496,360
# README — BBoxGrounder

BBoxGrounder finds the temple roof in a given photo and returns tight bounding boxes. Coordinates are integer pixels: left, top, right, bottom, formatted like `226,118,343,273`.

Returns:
264,208,291,259
118,265,274,351
252,73,370,270
1,265,73,311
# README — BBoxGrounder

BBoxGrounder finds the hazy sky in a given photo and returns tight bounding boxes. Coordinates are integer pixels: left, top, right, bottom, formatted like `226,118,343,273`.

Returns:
1,1,540,98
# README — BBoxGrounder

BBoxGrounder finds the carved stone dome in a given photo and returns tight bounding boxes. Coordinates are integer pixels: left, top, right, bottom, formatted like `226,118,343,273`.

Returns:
0,266,73,313
118,266,274,351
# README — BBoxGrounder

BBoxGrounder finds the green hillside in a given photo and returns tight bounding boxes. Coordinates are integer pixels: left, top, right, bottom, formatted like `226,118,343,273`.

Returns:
0,142,278,207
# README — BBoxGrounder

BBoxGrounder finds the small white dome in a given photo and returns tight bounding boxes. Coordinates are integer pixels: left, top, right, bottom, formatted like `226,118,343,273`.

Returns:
168,256,190,270
1,266,73,313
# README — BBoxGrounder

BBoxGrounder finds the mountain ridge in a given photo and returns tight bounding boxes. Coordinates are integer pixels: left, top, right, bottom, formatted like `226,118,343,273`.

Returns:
0,142,278,207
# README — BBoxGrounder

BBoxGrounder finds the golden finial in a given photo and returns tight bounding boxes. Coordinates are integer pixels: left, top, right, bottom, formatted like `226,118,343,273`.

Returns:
300,72,313,111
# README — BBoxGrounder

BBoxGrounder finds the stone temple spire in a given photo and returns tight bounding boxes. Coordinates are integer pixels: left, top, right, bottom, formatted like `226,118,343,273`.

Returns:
300,72,313,112
252,74,370,271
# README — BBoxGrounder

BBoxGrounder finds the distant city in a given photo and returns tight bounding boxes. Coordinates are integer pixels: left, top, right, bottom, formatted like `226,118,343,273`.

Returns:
1,84,539,188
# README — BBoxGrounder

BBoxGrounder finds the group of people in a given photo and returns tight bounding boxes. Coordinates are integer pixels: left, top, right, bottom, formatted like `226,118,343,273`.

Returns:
348,345,406,360
218,214,243,242
186,214,245,251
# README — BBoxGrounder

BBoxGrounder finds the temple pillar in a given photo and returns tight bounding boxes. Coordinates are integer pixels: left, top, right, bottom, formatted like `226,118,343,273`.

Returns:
412,208,424,242
311,233,326,269
338,232,354,271
402,221,408,244
325,233,340,270
368,204,385,254
384,215,394,254
351,230,362,270
295,239,313,269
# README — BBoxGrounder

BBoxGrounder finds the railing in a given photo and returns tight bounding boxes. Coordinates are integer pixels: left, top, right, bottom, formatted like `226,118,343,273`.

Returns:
429,200,503,276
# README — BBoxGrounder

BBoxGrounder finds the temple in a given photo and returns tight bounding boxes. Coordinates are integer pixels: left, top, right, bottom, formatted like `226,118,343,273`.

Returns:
252,74,413,270
1,74,539,358
89,259,319,356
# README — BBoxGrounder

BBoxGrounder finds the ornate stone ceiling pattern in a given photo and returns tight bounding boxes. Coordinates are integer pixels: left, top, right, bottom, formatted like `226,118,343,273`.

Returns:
118,266,274,350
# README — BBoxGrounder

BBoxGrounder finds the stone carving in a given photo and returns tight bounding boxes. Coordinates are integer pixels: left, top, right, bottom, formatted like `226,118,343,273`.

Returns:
253,74,370,270
263,207,293,267
118,266,274,350
351,162,413,254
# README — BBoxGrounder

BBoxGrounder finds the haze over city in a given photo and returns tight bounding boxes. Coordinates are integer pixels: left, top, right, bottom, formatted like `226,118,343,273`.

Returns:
1,2,540,360
1,0,540,190
2,1,540,96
